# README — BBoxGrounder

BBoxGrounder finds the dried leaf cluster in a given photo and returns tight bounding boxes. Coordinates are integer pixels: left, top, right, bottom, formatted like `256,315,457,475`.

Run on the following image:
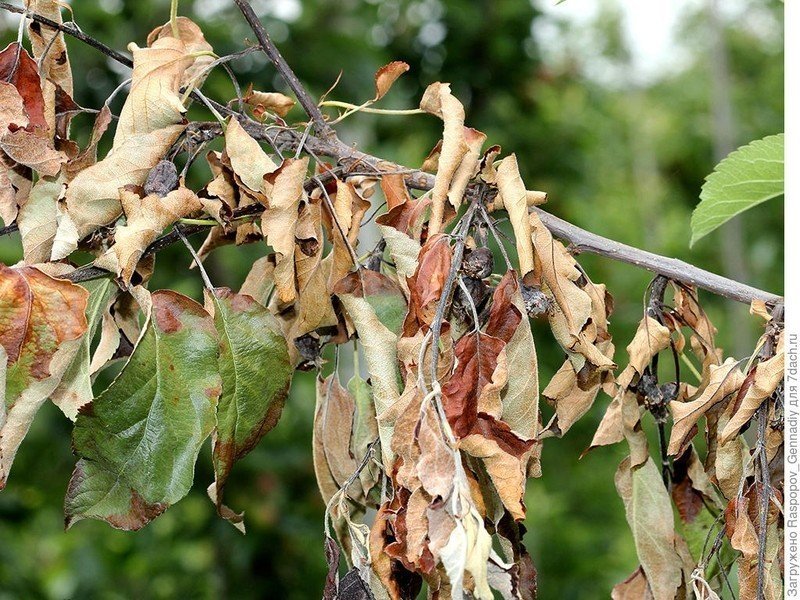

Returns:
0,3,784,599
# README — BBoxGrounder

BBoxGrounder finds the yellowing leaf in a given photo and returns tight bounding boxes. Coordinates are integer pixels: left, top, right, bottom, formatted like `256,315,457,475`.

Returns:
0,265,88,488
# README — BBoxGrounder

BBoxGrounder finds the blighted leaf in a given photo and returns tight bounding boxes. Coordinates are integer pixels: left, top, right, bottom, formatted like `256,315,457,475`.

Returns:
244,86,296,118
494,155,534,279
719,334,783,443
16,174,64,264
0,265,88,487
60,33,205,240
668,358,744,456
66,290,221,529
146,17,214,89
226,116,280,195
27,1,73,136
104,186,203,286
0,44,47,130
205,288,292,530
615,456,683,600
261,157,308,304
374,61,409,101
420,83,469,234
334,270,407,336
60,125,187,244
336,282,401,470
691,134,784,246
50,279,117,419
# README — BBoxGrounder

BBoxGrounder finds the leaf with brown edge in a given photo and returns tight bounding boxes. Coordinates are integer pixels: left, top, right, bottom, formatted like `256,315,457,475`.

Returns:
374,61,410,101
0,264,88,488
668,357,744,456
204,288,292,532
66,290,221,530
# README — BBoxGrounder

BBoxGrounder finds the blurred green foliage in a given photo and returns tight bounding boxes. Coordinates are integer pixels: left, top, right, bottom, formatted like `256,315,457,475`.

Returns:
0,0,783,598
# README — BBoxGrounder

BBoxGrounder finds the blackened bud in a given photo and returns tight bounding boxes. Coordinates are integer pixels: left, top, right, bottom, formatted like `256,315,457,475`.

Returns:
144,160,179,197
521,284,550,317
461,247,493,280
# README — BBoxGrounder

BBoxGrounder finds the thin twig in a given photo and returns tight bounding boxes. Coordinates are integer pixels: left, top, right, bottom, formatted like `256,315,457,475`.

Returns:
232,0,333,138
429,199,482,384
0,2,133,67
755,399,771,600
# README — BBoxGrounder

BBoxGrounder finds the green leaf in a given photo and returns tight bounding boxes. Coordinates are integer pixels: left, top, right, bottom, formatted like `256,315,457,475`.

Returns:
205,288,292,531
65,290,221,530
691,133,784,246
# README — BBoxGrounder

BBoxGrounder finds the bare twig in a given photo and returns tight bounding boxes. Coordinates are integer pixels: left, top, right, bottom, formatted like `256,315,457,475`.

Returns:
429,198,482,384
232,0,333,139
0,2,133,67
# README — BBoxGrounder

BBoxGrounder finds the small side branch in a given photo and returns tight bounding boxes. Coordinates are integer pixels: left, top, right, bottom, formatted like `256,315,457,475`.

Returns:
232,0,333,139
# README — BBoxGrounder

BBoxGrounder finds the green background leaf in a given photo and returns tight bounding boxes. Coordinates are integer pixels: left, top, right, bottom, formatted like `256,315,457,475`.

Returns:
691,133,784,246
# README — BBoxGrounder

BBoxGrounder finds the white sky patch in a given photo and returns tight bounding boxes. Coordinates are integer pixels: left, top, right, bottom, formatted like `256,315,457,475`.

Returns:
532,0,704,86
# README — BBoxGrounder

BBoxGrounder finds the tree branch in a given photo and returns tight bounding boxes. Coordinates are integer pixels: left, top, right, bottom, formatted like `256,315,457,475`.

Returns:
0,2,133,67
232,0,333,139
0,2,781,306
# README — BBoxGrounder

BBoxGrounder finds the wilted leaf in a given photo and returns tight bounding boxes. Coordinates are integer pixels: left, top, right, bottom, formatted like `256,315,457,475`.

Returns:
105,186,203,286
244,86,296,118
374,61,409,101
66,290,221,529
205,288,292,530
668,358,744,456
494,155,534,279
615,456,683,600
420,83,469,234
0,265,88,487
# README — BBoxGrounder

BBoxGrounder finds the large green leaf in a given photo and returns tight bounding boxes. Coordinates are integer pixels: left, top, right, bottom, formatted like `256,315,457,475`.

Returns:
691,133,784,246
65,290,221,530
206,288,292,531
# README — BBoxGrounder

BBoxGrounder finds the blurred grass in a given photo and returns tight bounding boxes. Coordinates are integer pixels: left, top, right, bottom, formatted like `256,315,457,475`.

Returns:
0,0,783,598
